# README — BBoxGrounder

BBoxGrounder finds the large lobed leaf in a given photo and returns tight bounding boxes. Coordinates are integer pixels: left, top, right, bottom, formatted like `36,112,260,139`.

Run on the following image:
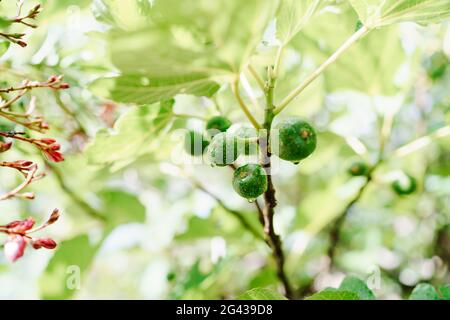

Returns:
93,0,277,104
306,276,374,300
237,287,287,300
276,0,328,45
85,99,174,168
293,8,407,95
349,0,450,28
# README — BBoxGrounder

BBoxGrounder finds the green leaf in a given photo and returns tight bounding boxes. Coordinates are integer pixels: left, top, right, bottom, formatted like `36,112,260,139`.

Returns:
39,235,100,300
306,288,359,300
92,74,220,105
0,39,10,57
339,276,375,300
176,206,264,241
0,16,12,28
238,287,288,300
349,0,450,28
94,0,277,103
99,189,146,229
409,283,440,300
294,9,407,95
276,0,326,45
85,99,174,168
438,284,450,300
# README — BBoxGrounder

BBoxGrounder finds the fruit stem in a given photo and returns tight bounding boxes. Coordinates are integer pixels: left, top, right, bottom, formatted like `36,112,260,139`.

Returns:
258,67,294,299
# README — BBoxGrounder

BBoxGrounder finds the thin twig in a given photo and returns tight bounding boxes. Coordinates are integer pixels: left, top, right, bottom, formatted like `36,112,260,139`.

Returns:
327,108,394,268
0,162,40,201
190,177,263,241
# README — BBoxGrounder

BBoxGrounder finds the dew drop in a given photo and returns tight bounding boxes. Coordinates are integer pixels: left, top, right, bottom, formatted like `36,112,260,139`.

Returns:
293,161,300,165
247,198,255,203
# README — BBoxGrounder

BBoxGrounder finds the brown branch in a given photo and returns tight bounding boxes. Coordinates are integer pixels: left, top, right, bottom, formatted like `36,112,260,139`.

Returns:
0,76,69,94
327,108,393,269
327,165,377,268
257,69,294,299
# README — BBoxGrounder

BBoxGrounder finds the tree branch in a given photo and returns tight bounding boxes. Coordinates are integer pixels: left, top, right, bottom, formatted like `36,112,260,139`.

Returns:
258,68,294,299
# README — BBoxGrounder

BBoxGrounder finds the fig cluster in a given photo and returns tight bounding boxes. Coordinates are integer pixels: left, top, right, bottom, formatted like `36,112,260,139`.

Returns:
184,116,317,200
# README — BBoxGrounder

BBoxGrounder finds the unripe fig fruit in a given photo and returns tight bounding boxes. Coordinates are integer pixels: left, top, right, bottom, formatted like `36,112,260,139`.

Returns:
207,132,238,166
184,130,209,156
233,164,268,200
206,116,232,138
348,161,369,176
273,117,317,163
392,173,417,195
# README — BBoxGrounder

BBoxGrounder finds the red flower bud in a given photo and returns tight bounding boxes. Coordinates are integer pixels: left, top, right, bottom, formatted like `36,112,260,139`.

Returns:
44,149,64,162
47,75,59,83
13,160,34,168
4,235,26,262
0,141,12,153
40,138,56,145
31,237,57,250
6,217,35,233
59,83,70,89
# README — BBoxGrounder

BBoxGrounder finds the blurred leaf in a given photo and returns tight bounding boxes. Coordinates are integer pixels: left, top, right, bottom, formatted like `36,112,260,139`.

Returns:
85,99,174,168
339,276,375,300
249,268,279,288
409,283,440,300
294,9,407,95
237,287,287,300
176,206,263,241
276,0,325,45
439,284,450,300
176,216,221,241
306,288,359,300
99,189,146,229
91,74,220,105
39,235,99,300
0,39,10,57
93,0,277,103
0,16,12,28
349,0,450,27
295,175,358,234
170,260,224,299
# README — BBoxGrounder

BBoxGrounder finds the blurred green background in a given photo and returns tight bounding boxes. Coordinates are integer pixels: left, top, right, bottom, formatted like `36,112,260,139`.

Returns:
0,0,449,299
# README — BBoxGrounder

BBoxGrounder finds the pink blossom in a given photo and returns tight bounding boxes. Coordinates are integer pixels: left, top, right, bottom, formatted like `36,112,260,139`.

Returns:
4,235,27,262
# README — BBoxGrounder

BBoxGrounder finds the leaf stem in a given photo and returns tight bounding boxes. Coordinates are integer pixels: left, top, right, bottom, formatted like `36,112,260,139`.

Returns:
274,25,370,115
231,79,261,130
247,64,266,92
